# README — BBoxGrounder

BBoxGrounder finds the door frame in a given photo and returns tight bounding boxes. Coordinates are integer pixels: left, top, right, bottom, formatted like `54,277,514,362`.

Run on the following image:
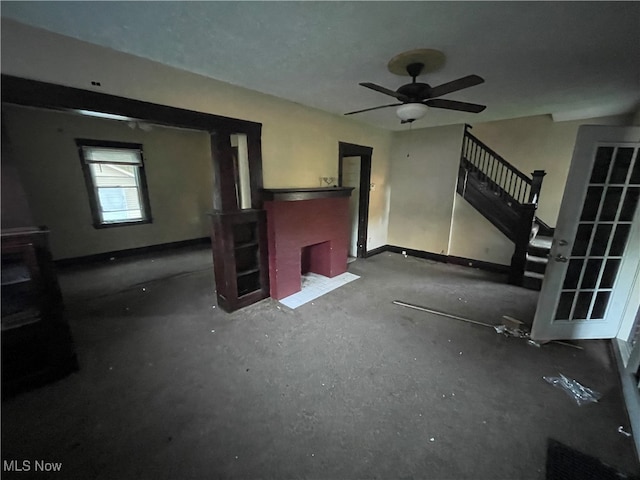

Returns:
338,142,372,258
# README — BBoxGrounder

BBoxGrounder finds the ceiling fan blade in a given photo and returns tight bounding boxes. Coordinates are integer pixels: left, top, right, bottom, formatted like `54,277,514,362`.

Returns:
344,103,403,115
425,99,486,113
428,75,484,98
360,83,410,102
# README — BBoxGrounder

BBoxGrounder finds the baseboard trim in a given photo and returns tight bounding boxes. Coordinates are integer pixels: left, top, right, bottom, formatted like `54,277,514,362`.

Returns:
446,255,510,274
379,245,509,274
55,237,211,267
387,245,448,263
365,245,389,258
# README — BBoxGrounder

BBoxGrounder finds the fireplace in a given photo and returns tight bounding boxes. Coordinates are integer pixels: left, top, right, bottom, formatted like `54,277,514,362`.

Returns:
263,187,354,300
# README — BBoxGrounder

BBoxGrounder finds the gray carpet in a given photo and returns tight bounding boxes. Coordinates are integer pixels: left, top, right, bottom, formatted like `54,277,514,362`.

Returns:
2,246,638,479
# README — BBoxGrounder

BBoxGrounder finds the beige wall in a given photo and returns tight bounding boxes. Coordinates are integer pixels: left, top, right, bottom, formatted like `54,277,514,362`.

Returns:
448,194,514,265
633,106,640,126
1,19,392,251
6,20,631,266
387,123,514,266
387,124,465,254
3,105,213,259
469,113,632,226
1,123,34,229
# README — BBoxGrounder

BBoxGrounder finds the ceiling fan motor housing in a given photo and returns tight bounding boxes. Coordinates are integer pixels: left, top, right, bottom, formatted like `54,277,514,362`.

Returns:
397,82,431,101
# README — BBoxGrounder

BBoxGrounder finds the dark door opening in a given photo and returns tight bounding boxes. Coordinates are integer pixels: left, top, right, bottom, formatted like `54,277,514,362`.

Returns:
338,142,372,259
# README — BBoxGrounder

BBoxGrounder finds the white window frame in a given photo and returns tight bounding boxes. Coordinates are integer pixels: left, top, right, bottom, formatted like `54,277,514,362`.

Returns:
77,139,152,228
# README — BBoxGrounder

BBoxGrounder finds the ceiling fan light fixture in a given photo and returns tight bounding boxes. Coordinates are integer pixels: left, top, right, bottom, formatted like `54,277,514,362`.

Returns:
396,103,428,122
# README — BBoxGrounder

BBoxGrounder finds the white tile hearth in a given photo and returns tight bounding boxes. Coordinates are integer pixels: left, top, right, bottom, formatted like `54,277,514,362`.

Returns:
279,272,360,309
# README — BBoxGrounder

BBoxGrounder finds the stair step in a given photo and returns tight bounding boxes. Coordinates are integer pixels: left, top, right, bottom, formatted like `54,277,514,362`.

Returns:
524,271,545,280
528,246,550,258
525,259,547,275
457,178,520,241
530,236,553,249
522,275,543,291
526,254,548,264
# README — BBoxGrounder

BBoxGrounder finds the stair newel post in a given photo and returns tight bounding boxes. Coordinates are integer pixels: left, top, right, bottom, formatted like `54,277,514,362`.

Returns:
528,170,546,204
509,203,537,286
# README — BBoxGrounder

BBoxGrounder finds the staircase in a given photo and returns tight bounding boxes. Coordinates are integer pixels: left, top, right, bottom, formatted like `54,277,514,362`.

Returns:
523,235,552,290
458,125,552,288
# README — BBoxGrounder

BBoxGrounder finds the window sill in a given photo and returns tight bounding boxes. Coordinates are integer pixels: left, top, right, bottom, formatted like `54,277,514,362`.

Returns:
92,219,152,229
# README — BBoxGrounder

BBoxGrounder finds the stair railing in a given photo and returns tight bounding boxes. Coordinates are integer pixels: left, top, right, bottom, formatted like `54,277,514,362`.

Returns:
460,125,546,286
461,126,546,205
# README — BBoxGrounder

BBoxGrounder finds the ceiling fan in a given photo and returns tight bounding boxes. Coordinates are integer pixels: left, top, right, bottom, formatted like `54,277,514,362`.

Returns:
345,49,486,123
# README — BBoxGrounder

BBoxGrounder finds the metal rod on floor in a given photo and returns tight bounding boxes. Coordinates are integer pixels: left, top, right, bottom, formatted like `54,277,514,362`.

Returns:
392,300,494,328
393,300,584,350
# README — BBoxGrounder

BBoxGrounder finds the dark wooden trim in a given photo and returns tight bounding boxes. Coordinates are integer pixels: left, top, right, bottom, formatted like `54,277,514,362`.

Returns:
247,131,265,209
535,216,555,237
357,153,372,259
528,169,547,203
90,219,154,230
75,138,143,150
210,130,239,211
1,74,261,135
385,245,510,274
54,237,211,267
338,142,374,157
446,255,510,274
509,203,538,285
75,138,153,229
365,245,388,258
339,142,373,259
261,187,354,202
387,245,448,263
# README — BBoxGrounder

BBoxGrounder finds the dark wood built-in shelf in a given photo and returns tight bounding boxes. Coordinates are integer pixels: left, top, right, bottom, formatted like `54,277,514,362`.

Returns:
209,210,269,312
237,267,261,277
1,227,78,397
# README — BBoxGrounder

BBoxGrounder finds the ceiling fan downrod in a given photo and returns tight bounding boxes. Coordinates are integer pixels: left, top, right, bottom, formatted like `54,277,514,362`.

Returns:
405,62,424,82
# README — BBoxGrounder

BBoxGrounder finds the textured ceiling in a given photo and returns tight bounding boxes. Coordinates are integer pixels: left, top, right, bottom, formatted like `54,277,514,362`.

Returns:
2,1,639,130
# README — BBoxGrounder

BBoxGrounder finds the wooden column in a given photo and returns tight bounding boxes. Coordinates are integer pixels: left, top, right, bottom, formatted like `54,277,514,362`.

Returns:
509,203,537,285
528,170,546,204
209,126,269,312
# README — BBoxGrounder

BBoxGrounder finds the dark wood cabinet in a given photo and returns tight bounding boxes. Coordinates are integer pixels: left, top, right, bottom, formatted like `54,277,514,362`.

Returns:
1,227,78,398
210,210,269,312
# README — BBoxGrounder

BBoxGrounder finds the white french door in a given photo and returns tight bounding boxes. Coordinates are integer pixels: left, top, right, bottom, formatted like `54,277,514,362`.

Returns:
531,126,640,341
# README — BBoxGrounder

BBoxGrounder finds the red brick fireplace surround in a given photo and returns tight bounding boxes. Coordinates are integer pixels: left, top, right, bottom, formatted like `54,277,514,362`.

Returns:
263,187,354,300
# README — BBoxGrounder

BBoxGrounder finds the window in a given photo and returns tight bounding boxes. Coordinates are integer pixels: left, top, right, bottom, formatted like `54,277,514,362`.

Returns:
77,139,152,228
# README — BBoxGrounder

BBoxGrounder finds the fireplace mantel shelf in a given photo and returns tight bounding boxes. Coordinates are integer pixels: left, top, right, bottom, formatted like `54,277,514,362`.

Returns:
262,187,354,202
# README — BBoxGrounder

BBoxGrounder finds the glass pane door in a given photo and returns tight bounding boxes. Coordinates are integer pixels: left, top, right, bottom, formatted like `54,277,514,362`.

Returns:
555,146,640,322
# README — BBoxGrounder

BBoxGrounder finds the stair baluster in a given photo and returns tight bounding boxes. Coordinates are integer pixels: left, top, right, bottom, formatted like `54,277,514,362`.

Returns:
458,125,547,286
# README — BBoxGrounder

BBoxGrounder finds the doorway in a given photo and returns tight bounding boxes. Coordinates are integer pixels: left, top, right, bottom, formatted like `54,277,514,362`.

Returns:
338,142,372,259
2,74,267,312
